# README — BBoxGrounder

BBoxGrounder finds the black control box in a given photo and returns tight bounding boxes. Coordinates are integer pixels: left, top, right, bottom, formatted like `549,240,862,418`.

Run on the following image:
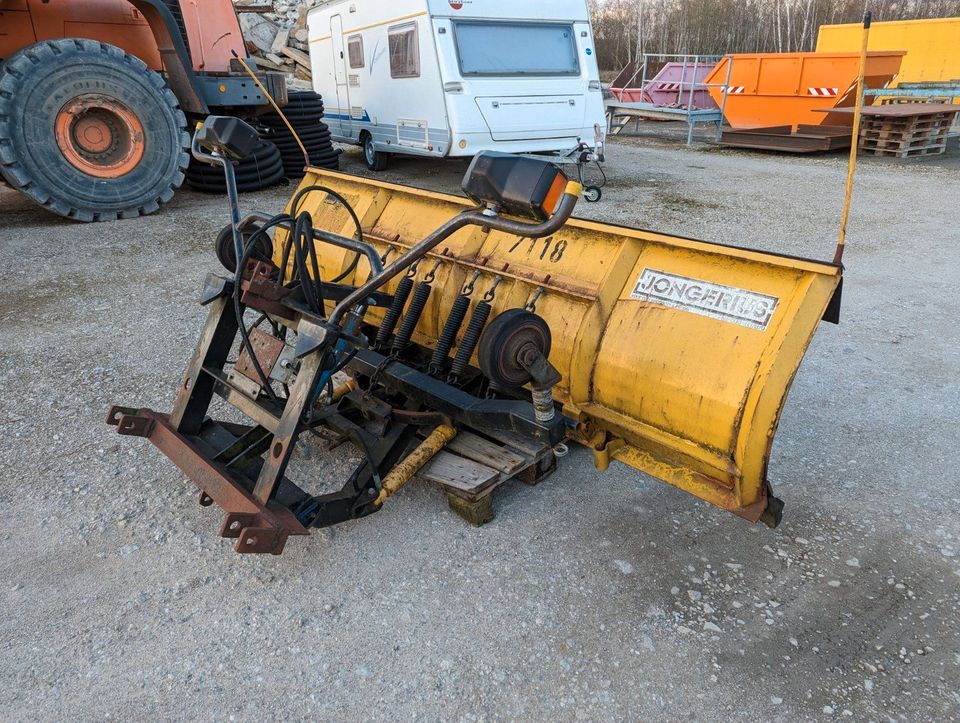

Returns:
462,151,567,221
195,116,260,161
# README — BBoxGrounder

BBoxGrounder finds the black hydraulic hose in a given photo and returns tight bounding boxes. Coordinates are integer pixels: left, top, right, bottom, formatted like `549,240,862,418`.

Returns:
221,185,369,408
319,346,359,407
290,184,365,284
294,211,324,312
328,190,580,329
448,300,491,382
429,294,470,376
304,218,325,309
374,276,413,351
391,281,431,355
291,226,318,312
280,210,329,315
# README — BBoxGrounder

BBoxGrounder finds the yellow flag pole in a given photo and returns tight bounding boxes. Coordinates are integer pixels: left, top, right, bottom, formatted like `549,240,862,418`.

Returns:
230,50,310,171
834,11,872,264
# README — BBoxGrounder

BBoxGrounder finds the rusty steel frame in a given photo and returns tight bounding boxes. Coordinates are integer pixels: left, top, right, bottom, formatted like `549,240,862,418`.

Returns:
106,406,309,554
106,287,563,553
104,162,584,555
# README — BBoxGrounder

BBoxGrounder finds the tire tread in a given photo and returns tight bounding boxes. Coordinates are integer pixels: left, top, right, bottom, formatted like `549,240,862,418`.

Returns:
0,39,188,222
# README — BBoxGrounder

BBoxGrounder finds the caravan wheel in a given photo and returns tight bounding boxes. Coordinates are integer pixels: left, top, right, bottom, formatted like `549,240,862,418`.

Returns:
583,186,603,202
362,133,388,172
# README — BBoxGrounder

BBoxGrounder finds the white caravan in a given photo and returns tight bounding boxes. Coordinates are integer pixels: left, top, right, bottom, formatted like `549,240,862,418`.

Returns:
307,0,606,171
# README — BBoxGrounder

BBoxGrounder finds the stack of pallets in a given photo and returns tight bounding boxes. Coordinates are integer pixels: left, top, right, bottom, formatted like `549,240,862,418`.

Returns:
858,104,960,158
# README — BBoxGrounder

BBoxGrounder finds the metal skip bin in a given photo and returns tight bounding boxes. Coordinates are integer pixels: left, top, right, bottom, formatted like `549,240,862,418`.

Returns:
642,61,719,110
283,169,842,523
705,51,906,129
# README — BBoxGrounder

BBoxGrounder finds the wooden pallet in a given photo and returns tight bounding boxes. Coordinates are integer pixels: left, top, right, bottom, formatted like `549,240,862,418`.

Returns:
862,145,950,158
419,428,557,525
856,106,958,158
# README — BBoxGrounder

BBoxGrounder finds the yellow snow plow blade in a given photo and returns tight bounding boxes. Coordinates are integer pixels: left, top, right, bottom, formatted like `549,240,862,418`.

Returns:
281,168,842,523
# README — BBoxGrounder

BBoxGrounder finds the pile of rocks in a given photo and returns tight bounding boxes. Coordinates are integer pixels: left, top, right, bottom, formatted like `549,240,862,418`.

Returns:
234,0,320,81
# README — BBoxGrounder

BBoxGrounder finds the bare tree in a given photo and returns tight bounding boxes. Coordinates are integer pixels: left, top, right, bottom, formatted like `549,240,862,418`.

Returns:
591,0,960,71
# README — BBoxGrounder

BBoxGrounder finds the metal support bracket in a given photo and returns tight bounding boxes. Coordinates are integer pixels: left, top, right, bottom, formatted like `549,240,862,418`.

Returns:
107,406,308,554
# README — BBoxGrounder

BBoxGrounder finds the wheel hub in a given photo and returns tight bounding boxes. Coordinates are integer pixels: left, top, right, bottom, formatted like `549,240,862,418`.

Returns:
55,95,145,178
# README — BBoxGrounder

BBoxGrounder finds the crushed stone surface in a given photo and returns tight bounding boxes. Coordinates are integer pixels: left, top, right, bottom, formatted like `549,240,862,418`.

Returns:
1,131,958,720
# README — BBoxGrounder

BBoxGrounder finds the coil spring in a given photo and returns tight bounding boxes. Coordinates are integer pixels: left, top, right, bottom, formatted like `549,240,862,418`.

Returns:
392,281,431,355
428,295,470,376
448,300,491,382
374,276,413,351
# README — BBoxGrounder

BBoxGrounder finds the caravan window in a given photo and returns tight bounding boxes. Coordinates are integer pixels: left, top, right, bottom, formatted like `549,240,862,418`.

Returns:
347,35,364,69
453,21,580,76
388,23,419,78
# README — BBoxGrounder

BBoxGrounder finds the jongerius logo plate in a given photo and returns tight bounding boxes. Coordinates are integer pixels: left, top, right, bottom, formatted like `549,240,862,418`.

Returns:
630,269,779,331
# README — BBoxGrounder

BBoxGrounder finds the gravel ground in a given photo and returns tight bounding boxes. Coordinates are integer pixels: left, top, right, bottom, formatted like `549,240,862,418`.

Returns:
1,128,959,721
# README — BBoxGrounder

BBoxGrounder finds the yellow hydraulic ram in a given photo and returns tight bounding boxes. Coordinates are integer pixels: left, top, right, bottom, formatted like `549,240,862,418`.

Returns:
279,169,842,524
374,425,458,507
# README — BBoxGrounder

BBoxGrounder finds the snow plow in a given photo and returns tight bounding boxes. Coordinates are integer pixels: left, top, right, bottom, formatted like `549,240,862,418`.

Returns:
108,116,842,554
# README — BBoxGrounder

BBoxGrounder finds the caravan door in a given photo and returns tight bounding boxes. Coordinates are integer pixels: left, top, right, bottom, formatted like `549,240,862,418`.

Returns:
330,14,351,137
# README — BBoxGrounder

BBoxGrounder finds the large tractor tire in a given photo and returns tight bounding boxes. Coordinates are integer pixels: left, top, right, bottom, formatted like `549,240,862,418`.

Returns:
0,39,189,222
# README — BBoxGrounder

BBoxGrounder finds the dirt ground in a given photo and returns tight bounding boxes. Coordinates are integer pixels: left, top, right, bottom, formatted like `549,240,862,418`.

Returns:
2,126,959,721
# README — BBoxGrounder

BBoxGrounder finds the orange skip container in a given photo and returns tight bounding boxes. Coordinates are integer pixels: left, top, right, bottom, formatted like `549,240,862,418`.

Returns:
705,51,905,129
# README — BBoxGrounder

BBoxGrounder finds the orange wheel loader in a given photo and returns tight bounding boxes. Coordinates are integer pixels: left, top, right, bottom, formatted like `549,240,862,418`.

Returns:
0,0,287,221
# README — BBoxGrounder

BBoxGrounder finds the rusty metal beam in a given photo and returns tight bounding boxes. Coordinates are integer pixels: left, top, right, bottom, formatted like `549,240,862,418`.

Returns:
106,406,308,554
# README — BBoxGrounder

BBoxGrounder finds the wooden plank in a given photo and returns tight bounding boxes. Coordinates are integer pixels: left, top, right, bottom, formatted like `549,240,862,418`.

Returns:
445,431,528,475
280,46,311,69
421,451,499,493
861,134,940,146
862,144,947,158
831,103,960,117
254,55,287,71
446,493,494,526
271,27,291,54
862,120,947,135
477,427,552,460
861,137,948,152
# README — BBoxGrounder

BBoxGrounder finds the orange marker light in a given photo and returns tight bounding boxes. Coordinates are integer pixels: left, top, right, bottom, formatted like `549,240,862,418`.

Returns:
541,171,567,217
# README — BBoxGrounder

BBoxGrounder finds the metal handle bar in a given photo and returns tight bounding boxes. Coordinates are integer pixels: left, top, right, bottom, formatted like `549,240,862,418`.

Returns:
192,136,243,278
